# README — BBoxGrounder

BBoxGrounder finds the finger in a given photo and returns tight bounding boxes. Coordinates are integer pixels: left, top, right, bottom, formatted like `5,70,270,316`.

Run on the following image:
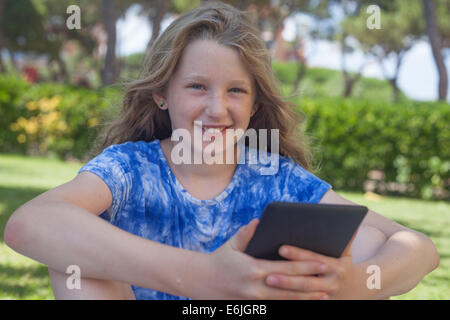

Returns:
265,274,331,293
259,260,327,277
229,218,259,252
263,286,328,300
279,245,337,266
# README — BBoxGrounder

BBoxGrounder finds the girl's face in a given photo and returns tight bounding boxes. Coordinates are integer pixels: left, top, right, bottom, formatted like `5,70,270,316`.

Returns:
154,39,257,162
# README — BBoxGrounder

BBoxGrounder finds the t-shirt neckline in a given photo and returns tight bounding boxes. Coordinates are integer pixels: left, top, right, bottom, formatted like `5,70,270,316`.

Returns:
156,139,243,206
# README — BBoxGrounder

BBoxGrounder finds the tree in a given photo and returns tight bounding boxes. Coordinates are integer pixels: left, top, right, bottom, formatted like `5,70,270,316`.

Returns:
143,0,171,53
423,0,448,101
0,0,5,72
339,34,368,97
336,1,368,97
101,0,118,85
342,0,425,101
5,0,104,82
1,0,62,77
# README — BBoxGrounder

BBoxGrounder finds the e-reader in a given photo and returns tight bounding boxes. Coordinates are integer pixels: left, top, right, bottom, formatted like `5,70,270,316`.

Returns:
244,202,368,260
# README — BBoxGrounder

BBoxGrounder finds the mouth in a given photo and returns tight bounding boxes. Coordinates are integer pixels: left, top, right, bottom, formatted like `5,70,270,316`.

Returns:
201,125,232,136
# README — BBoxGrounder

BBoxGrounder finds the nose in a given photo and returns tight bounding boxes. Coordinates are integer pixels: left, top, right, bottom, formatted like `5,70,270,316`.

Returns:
204,91,229,119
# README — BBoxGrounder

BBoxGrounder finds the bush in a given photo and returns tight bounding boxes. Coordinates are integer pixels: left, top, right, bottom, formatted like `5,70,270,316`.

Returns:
297,97,450,200
0,75,30,154
1,72,448,200
0,75,121,160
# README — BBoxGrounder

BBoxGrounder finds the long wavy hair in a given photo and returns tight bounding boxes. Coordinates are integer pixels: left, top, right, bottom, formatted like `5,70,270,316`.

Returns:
95,1,313,170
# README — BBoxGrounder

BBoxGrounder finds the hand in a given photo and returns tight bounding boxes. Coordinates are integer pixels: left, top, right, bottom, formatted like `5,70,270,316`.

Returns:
204,219,330,300
264,238,359,300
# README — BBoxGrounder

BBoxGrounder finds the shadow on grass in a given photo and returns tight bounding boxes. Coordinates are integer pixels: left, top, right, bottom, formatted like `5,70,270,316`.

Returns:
0,185,49,243
0,263,52,299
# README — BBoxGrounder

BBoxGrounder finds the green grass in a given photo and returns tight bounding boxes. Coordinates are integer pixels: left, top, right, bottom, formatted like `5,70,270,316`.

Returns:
338,191,450,300
0,154,449,300
0,154,83,300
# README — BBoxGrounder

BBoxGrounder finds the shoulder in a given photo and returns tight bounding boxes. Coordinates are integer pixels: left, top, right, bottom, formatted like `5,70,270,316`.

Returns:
89,140,160,170
250,151,332,203
283,158,331,203
101,140,159,159
78,140,161,221
78,140,162,188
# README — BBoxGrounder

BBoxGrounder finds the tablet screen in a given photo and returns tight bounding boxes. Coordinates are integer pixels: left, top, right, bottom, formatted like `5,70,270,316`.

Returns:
244,202,368,260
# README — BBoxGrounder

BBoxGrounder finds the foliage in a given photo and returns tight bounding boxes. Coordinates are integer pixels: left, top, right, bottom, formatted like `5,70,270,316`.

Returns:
0,75,121,160
0,75,30,154
297,96,450,200
1,64,448,200
272,63,398,101
1,0,52,54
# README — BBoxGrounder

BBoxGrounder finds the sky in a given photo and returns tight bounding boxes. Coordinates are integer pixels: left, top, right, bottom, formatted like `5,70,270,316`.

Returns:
116,5,450,102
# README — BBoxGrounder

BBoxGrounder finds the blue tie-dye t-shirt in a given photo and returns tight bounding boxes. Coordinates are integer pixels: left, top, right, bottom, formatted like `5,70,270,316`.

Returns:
78,139,332,300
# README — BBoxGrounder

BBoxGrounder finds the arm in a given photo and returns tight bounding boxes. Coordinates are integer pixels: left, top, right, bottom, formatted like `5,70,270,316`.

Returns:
4,172,333,300
318,189,440,299
263,189,440,299
3,172,209,298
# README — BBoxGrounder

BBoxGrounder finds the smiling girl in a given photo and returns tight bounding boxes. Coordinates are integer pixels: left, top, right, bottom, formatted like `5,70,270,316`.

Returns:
4,2,439,300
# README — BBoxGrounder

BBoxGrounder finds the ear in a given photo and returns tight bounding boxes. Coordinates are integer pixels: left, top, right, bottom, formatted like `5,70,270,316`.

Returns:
251,103,260,117
152,92,168,110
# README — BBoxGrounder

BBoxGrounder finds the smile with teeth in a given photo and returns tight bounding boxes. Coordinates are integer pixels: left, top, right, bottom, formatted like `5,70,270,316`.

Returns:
202,126,228,134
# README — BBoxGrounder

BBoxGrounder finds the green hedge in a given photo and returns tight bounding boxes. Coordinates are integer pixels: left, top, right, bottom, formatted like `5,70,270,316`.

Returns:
298,97,450,200
1,75,448,199
0,75,120,160
0,75,30,155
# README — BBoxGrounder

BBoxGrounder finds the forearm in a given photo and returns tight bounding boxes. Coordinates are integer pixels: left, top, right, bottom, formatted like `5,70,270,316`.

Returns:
353,230,439,299
5,201,209,298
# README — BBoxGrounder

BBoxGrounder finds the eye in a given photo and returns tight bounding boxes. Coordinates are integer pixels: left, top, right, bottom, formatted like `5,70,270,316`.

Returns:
230,87,246,94
189,83,205,90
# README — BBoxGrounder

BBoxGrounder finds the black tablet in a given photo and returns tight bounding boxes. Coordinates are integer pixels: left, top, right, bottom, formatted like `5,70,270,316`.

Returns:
244,202,368,260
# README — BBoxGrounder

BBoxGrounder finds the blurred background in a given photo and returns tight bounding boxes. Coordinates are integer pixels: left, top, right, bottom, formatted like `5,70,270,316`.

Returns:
0,0,449,299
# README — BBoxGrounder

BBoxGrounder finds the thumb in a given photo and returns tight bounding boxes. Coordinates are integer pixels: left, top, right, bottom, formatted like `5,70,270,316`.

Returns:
229,218,259,252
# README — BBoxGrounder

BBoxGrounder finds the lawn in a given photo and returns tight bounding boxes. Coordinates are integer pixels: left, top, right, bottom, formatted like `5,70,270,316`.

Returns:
0,154,449,300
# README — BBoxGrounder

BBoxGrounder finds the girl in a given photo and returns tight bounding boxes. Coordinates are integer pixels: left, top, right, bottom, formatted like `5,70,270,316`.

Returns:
4,2,439,300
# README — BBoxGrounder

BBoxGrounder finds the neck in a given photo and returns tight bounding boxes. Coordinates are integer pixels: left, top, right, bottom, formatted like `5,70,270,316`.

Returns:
160,138,242,181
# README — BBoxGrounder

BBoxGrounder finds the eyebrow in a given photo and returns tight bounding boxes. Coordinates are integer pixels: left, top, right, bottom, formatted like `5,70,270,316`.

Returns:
182,75,251,88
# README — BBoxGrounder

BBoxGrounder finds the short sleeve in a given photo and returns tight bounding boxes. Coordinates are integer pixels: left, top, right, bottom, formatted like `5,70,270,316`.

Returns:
284,159,332,203
78,144,132,222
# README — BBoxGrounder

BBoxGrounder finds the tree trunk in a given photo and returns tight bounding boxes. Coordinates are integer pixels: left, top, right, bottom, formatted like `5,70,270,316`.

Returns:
389,78,400,102
291,38,307,96
291,62,307,96
8,49,19,71
0,0,5,72
340,34,363,98
145,0,169,54
423,0,448,101
343,74,362,97
237,0,251,10
390,54,404,102
101,0,118,86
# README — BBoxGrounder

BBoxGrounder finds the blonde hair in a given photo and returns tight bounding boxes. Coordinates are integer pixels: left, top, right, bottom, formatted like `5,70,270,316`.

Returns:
97,1,312,170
